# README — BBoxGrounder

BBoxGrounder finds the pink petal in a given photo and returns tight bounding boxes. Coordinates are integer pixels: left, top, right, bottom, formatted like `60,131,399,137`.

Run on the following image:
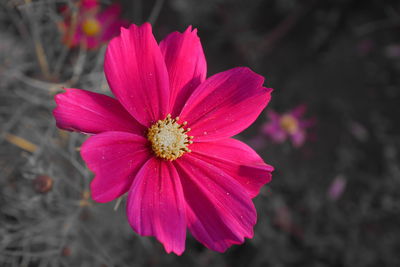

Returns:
190,138,273,198
97,3,121,22
159,26,207,116
127,158,186,255
53,88,145,135
60,23,81,48
100,19,129,43
262,121,287,143
291,104,307,118
81,0,99,10
327,175,347,201
266,110,280,121
179,67,272,142
97,3,129,42
174,154,257,252
80,131,151,203
290,131,306,147
104,23,170,127
299,117,317,129
84,36,101,50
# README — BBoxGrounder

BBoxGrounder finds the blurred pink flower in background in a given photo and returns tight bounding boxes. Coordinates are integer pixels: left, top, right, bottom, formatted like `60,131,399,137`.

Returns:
327,175,347,201
262,104,315,147
54,23,274,254
59,0,129,50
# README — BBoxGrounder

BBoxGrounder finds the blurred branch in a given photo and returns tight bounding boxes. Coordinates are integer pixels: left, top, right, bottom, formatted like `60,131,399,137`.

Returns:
53,45,71,78
69,46,87,85
12,70,65,93
19,0,51,80
113,196,124,211
0,103,29,146
4,133,38,153
1,1,30,39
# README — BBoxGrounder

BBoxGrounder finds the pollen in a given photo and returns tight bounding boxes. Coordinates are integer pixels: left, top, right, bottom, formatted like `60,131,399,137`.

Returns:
147,114,193,161
280,114,299,134
82,17,101,36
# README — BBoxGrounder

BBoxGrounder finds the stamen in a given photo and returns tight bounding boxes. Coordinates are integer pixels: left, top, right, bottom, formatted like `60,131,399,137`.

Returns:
280,114,299,134
82,17,101,36
147,114,193,161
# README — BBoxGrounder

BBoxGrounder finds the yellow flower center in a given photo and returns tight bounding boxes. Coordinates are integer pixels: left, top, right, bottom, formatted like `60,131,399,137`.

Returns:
147,114,193,161
82,18,101,36
280,114,299,134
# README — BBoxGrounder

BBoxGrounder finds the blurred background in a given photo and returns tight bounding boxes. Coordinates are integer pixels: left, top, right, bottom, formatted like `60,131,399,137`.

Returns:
1,0,400,266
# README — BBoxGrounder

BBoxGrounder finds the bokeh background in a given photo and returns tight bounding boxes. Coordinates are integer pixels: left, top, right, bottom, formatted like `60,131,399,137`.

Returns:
1,0,400,266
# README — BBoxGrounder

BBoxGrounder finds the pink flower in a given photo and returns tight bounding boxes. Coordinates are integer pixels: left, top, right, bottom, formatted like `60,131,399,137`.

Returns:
262,105,315,147
53,23,273,255
327,175,347,201
59,0,129,50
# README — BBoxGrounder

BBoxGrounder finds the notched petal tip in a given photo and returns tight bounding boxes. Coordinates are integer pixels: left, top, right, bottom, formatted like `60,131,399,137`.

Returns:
89,183,110,203
264,87,274,93
110,22,153,47
265,163,275,173
53,89,72,129
184,25,198,35
53,87,69,101
164,242,185,256
263,87,273,105
185,25,193,32
124,22,153,33
239,66,266,85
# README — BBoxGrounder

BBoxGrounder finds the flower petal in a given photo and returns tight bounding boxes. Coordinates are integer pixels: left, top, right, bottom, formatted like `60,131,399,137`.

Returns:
81,0,99,10
174,154,256,252
291,104,307,118
97,3,129,42
84,36,102,50
262,122,287,143
97,3,121,22
266,109,280,121
127,158,186,255
81,131,151,203
104,23,170,126
100,20,129,43
53,88,145,135
290,131,306,147
179,67,272,142
190,138,273,198
159,26,207,116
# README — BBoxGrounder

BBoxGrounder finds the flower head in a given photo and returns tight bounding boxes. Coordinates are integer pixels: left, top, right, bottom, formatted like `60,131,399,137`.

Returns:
59,0,129,50
262,104,315,147
327,175,347,201
53,23,273,254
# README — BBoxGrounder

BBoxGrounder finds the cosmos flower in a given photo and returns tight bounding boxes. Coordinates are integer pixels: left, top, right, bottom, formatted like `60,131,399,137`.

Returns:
327,175,347,201
262,105,315,147
53,23,273,254
58,0,129,50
